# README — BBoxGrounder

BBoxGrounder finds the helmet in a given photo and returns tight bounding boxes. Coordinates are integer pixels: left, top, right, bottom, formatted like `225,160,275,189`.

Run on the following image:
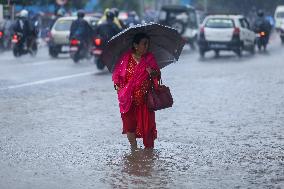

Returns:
77,10,85,18
257,10,264,17
106,10,115,21
111,8,119,17
20,10,28,18
57,8,65,17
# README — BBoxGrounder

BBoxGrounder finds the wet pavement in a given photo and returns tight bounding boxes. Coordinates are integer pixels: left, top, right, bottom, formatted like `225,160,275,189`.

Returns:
0,35,283,189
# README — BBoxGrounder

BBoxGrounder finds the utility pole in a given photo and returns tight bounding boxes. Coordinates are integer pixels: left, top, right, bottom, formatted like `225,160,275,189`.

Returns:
139,0,145,19
204,0,208,13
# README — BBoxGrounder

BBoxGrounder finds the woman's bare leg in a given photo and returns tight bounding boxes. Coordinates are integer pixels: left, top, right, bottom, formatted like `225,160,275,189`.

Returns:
127,132,137,149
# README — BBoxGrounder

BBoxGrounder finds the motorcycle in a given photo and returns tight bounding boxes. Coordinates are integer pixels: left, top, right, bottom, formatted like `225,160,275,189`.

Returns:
92,35,106,70
69,38,91,63
255,31,269,51
11,32,37,57
0,30,4,50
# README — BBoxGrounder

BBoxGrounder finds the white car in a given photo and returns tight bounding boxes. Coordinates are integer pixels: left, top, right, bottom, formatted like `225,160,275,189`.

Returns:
198,15,255,57
275,6,284,29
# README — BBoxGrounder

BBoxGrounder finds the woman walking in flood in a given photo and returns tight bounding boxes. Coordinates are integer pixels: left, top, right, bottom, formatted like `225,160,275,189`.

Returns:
112,33,161,149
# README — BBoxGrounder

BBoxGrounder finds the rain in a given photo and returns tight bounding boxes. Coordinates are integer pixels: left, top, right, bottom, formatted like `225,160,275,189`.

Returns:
0,0,283,188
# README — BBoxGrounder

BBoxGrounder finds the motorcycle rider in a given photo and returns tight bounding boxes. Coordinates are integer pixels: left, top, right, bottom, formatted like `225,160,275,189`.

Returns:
253,10,272,50
111,7,126,29
69,10,93,49
253,10,272,38
0,15,13,50
98,8,122,29
95,10,121,43
13,10,32,49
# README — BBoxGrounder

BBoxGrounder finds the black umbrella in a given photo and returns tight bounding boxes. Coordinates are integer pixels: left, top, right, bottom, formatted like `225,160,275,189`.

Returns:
101,22,185,72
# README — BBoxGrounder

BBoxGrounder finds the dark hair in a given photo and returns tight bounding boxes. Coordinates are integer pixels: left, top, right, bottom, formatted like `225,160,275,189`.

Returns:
132,33,150,49
106,10,115,21
257,10,264,17
111,8,119,17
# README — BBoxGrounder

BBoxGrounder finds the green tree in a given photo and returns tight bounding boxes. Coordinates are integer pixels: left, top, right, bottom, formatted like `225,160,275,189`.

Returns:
96,0,140,13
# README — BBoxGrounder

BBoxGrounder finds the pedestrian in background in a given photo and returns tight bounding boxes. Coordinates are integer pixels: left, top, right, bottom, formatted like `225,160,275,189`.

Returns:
112,33,161,150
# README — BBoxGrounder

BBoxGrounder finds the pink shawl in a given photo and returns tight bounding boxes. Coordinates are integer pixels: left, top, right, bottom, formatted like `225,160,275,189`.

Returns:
112,49,160,113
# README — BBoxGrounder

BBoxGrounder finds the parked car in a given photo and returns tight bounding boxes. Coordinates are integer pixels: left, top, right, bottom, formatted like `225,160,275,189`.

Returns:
198,15,256,58
274,6,284,43
47,16,96,58
274,5,284,30
158,5,199,50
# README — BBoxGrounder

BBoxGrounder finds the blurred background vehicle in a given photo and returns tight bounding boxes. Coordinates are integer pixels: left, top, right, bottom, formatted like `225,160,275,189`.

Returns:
93,10,121,70
0,16,14,51
118,10,141,28
274,5,284,43
198,15,256,58
143,9,159,23
277,21,284,44
274,5,284,29
158,4,199,50
47,16,96,58
253,10,272,51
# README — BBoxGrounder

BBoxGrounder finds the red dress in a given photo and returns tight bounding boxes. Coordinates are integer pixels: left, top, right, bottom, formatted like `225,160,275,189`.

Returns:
120,55,158,148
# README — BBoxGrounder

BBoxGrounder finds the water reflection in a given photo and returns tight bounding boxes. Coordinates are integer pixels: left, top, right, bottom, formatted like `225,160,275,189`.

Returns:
122,149,156,177
107,148,170,188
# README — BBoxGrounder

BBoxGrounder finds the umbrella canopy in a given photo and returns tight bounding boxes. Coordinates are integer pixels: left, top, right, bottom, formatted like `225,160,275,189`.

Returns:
101,22,185,72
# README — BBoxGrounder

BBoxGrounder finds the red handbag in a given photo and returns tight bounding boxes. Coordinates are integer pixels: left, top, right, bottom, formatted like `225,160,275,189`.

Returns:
147,79,173,111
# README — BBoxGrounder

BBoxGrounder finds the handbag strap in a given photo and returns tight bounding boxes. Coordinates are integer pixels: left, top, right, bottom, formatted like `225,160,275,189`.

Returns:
159,78,163,85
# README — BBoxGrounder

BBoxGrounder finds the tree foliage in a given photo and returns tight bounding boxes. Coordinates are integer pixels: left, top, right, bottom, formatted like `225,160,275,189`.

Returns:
193,0,284,15
96,0,140,13
0,0,88,10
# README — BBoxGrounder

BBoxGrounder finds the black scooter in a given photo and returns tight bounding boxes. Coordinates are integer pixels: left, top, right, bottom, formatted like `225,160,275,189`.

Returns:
0,30,4,51
11,32,37,57
92,35,105,70
69,38,91,63
256,31,269,51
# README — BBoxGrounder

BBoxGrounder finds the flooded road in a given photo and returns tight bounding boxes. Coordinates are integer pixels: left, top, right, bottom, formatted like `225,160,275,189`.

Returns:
0,35,283,188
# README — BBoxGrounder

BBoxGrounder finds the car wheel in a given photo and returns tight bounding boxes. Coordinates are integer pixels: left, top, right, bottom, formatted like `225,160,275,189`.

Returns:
49,47,58,58
96,58,105,70
281,36,284,44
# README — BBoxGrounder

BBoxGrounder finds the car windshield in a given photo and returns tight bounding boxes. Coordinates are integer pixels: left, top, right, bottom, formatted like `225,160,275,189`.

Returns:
205,18,234,28
276,12,284,18
54,20,73,31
